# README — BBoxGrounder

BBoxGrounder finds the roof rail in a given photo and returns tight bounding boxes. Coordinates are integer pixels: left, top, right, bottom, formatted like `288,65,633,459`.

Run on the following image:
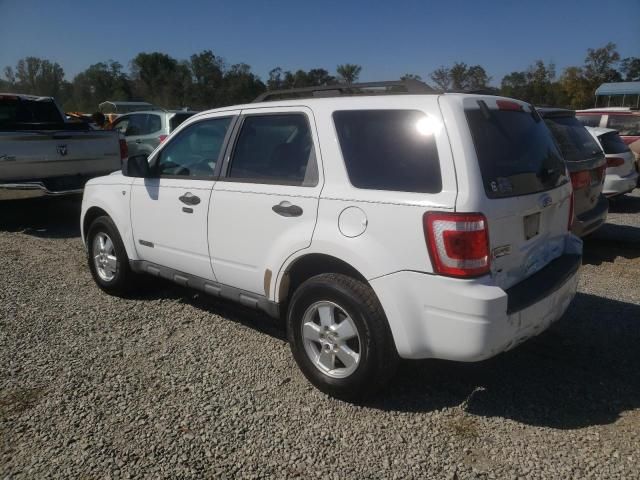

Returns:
253,79,435,103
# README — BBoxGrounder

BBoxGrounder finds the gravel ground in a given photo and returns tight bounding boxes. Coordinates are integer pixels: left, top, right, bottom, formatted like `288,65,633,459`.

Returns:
1,191,639,479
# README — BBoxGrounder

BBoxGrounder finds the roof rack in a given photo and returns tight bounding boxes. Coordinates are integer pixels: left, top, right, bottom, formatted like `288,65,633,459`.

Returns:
253,80,435,103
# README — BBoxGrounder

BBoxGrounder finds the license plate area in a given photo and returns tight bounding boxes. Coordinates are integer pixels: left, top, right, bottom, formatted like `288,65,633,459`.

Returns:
524,212,540,240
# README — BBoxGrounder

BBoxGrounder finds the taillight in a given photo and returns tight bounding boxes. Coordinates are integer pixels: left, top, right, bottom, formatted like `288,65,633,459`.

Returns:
568,192,574,231
158,134,168,143
606,157,624,168
595,165,606,181
496,100,523,111
423,212,490,278
119,138,128,161
570,170,590,190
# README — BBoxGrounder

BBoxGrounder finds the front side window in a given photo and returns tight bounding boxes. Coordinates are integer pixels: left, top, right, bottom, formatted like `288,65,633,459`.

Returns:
333,110,442,193
155,117,232,178
111,116,130,135
228,114,317,186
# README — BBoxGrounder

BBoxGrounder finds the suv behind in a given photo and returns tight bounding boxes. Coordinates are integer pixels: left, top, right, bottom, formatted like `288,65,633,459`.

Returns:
81,83,582,399
538,108,608,237
108,110,197,158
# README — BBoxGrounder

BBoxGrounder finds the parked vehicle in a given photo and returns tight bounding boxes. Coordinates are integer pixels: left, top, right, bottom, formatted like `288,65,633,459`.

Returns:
585,127,638,197
81,81,581,399
108,110,198,157
538,108,608,237
576,108,640,182
0,93,126,200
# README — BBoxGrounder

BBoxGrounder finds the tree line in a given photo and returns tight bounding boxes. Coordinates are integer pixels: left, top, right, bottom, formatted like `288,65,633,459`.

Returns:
1,43,638,113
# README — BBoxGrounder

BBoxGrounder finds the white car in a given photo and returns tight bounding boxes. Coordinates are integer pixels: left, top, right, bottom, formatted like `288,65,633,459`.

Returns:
80,82,582,399
585,126,638,197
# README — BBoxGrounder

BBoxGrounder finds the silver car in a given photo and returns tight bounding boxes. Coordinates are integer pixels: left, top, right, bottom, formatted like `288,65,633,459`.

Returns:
586,126,638,197
109,110,197,157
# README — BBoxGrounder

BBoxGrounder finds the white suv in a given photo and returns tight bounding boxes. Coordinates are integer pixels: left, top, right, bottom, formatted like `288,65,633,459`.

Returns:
81,82,582,400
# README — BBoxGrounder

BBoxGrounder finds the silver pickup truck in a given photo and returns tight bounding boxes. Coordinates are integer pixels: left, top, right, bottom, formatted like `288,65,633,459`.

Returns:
0,93,125,200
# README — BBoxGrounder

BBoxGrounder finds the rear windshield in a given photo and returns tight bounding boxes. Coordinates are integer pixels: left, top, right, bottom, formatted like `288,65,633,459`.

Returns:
170,113,196,132
599,131,631,154
606,114,640,136
466,104,568,198
0,97,63,128
544,115,603,162
333,110,442,193
575,114,602,128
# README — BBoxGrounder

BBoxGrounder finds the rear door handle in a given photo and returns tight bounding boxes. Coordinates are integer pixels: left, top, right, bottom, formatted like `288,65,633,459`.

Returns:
135,139,142,144
179,192,201,205
272,201,303,217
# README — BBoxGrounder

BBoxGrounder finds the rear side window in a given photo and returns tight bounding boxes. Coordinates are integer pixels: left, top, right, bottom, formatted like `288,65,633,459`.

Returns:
598,131,631,154
228,114,318,186
544,115,603,162
466,103,568,198
607,115,640,136
576,114,602,128
333,110,442,193
0,98,62,126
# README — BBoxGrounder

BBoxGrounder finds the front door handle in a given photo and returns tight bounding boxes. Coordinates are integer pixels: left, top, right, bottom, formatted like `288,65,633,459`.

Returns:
179,192,201,206
135,139,142,144
272,201,303,217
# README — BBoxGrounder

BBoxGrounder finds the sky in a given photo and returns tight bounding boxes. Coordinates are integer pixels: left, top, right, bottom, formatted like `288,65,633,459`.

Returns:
0,0,638,85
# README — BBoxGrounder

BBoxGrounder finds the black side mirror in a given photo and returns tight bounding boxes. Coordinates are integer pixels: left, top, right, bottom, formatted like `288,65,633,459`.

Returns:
122,154,151,177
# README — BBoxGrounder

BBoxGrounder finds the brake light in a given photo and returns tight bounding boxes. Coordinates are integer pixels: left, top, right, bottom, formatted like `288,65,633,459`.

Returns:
595,165,606,180
606,157,624,168
423,212,490,278
158,134,168,143
570,170,590,190
119,138,128,161
568,192,574,231
496,100,523,112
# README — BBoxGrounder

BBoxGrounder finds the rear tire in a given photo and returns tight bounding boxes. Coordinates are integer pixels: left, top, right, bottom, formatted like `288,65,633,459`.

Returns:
287,273,398,401
86,216,135,296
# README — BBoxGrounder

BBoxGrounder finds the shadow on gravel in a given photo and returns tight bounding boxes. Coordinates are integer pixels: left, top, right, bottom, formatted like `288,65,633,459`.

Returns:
583,224,640,265
371,292,640,430
608,192,640,213
0,197,81,238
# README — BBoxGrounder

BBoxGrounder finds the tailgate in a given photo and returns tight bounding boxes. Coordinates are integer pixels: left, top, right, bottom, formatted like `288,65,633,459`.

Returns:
462,97,572,290
0,130,121,181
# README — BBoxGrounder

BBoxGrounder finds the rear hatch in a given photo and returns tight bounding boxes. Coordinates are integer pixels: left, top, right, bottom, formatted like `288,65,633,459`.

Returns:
598,130,636,177
463,97,572,290
542,112,606,220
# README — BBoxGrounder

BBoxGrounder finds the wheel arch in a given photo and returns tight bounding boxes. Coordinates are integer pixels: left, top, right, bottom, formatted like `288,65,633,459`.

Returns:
276,253,369,306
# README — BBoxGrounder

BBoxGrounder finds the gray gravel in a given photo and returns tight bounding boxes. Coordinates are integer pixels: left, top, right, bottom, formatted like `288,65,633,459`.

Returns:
1,192,639,479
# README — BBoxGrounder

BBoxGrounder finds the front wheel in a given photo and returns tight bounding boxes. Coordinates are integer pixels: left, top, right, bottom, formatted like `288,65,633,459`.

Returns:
287,273,398,401
86,216,135,296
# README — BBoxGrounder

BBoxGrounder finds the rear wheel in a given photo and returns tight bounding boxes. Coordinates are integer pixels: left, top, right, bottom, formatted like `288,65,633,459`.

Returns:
287,273,398,400
87,216,135,296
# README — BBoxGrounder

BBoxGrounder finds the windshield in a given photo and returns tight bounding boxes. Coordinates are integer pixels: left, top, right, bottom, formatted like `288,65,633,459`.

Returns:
544,115,603,162
466,104,568,198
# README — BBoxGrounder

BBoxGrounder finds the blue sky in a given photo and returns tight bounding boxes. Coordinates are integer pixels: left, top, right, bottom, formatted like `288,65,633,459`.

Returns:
0,0,638,85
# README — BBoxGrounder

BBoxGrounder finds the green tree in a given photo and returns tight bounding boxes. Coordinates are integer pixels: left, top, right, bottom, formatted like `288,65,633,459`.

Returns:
584,42,621,85
4,57,68,100
431,63,490,91
620,57,640,81
430,66,451,91
336,64,362,84
400,73,422,81
188,50,225,108
219,63,265,105
130,52,192,108
560,66,592,109
71,61,131,111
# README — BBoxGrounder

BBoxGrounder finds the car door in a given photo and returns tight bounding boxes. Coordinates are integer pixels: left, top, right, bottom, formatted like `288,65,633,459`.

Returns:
130,113,237,280
209,106,322,297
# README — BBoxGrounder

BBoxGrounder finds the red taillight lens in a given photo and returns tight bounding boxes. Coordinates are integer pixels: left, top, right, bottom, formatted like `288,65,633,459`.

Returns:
119,138,128,161
423,212,490,278
158,134,168,143
570,170,590,190
606,157,624,168
568,192,574,231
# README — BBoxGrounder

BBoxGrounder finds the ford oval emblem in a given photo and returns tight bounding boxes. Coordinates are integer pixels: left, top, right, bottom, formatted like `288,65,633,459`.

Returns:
57,144,68,156
539,193,552,209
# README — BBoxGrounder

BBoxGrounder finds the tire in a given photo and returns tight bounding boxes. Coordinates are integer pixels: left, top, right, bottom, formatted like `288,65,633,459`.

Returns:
86,215,135,296
287,273,398,401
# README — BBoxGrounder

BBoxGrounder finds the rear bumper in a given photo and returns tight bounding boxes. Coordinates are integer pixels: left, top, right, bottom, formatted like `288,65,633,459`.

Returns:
0,182,83,200
603,170,638,197
572,195,608,237
371,253,581,361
